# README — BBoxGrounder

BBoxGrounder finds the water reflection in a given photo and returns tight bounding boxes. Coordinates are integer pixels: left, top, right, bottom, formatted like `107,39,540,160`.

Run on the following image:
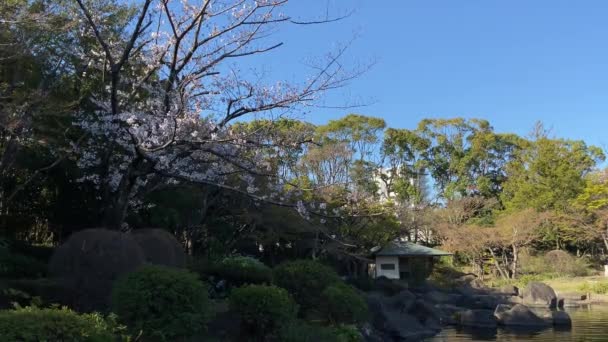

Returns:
428,306,608,341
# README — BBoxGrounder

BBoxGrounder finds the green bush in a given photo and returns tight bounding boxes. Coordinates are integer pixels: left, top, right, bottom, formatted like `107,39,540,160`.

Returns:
518,251,591,279
0,306,126,342
273,260,340,311
187,257,216,281
9,242,54,264
111,265,211,340
0,249,47,278
279,321,362,342
579,282,608,294
214,256,272,286
6,278,71,307
428,262,463,290
346,276,374,292
320,283,368,324
229,284,298,337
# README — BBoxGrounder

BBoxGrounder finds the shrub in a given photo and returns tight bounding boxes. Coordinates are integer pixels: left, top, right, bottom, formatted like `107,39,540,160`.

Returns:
214,256,272,287
519,250,591,279
428,262,463,290
273,260,340,311
0,306,126,341
229,284,298,337
48,229,146,311
579,281,608,294
279,321,362,342
320,283,368,324
111,265,211,340
131,228,186,268
346,276,374,292
5,279,71,307
0,250,47,278
544,250,591,277
9,242,54,264
187,257,215,281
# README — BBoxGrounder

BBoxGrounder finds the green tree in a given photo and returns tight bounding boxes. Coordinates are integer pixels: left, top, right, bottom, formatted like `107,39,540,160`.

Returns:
502,136,604,212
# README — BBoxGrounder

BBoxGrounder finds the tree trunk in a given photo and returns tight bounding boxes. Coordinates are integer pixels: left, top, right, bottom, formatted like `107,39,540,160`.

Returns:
102,157,145,230
488,248,509,280
510,245,519,279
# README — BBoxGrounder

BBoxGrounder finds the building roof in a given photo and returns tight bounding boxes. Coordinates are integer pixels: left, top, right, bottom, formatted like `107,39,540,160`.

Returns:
372,241,452,257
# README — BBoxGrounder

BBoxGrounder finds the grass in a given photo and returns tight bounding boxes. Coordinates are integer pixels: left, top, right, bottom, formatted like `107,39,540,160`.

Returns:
486,274,608,296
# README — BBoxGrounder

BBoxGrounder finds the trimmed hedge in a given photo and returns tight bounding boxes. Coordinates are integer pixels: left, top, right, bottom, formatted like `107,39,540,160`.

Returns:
111,265,211,340
229,284,298,337
215,256,272,286
0,306,125,342
273,260,340,311
279,321,362,342
0,249,47,279
320,283,368,324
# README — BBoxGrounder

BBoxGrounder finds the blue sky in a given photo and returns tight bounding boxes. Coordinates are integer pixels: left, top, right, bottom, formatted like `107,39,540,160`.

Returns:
243,0,608,149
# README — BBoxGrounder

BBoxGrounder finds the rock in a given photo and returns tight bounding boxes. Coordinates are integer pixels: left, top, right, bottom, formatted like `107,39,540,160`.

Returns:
494,304,549,327
412,299,441,330
507,295,523,304
391,289,417,313
535,309,572,326
457,274,478,284
435,304,466,325
455,274,488,295
521,282,558,308
499,285,519,296
427,290,451,303
359,322,385,342
366,292,440,341
551,310,572,326
459,309,497,328
470,294,501,310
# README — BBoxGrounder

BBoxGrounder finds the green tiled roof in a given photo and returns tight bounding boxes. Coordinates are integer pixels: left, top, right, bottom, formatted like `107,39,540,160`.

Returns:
373,241,452,256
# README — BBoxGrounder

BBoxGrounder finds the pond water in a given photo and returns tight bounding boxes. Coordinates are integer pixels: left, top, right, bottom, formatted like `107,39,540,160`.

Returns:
427,306,608,342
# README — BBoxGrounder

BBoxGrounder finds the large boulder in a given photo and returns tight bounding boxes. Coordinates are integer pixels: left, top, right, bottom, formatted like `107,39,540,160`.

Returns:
426,290,451,303
459,309,497,328
131,228,186,268
551,310,572,326
366,292,440,341
494,304,549,327
470,294,503,310
535,309,572,326
455,274,488,295
435,304,466,325
521,282,558,308
412,299,441,330
391,289,417,313
48,229,146,311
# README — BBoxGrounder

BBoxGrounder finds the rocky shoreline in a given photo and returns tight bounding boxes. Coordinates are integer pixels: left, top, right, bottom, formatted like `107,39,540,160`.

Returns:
362,275,582,342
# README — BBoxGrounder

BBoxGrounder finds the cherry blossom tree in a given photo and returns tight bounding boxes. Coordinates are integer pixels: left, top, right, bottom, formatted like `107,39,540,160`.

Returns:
69,0,361,228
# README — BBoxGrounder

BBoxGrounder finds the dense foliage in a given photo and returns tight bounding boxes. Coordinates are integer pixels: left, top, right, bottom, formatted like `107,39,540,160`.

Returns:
213,256,273,287
0,306,125,342
273,260,341,312
111,265,210,340
2,0,608,323
279,321,362,342
229,284,298,337
320,283,368,324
